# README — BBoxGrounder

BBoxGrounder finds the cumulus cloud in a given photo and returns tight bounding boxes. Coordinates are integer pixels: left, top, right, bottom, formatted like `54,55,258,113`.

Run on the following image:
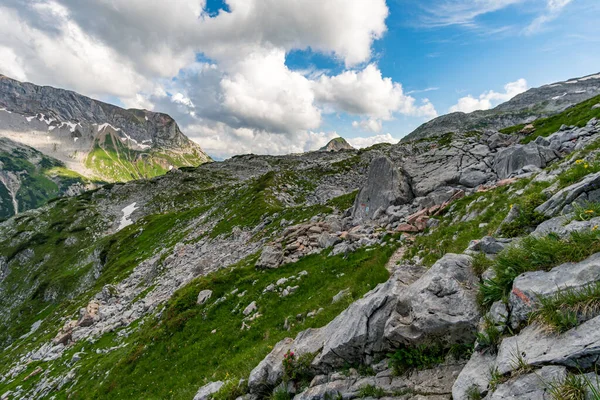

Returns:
314,65,438,120
0,0,438,157
449,78,528,113
347,133,400,149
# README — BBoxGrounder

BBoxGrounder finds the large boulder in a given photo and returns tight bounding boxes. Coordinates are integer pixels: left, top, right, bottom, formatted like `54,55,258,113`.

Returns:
384,254,480,347
509,252,600,328
535,171,600,217
352,156,413,222
496,316,600,375
247,264,426,394
493,143,558,179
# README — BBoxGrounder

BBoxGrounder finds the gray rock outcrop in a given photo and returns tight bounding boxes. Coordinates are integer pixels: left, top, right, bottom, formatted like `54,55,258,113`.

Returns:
535,171,600,216
384,254,480,347
352,156,413,222
193,381,224,400
493,143,558,179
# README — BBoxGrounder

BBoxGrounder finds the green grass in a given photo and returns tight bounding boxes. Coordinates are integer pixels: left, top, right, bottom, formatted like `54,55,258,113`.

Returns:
557,160,600,188
55,243,397,399
499,94,600,143
479,230,600,308
387,343,472,375
531,282,600,333
405,179,550,266
476,315,503,352
548,374,589,400
572,201,600,221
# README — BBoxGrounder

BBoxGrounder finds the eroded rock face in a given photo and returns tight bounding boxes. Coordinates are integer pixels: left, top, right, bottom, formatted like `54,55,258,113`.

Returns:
496,316,600,375
535,171,600,217
384,254,480,347
255,245,284,269
352,156,413,222
452,351,496,400
493,143,558,179
193,381,224,400
509,252,600,328
488,366,566,400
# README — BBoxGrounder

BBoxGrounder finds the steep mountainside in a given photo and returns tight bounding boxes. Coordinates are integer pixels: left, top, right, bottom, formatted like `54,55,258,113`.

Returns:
0,137,99,220
0,75,211,183
404,72,600,141
1,79,600,400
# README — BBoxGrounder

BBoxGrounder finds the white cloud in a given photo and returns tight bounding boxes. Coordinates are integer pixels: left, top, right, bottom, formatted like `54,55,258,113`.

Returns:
0,0,439,157
219,48,321,133
352,119,383,133
525,0,573,34
347,133,399,149
314,64,438,120
184,122,338,159
449,78,528,113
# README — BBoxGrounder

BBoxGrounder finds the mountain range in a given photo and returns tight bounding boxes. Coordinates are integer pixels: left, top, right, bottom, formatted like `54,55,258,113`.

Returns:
0,75,211,218
1,72,600,399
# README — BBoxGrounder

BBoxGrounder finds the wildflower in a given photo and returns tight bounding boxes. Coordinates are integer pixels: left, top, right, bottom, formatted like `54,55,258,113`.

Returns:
594,225,599,231
585,164,590,169
509,204,513,209
586,210,595,214
576,159,584,164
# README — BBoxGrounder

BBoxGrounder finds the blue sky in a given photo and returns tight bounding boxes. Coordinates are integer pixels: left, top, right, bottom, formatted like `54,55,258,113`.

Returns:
0,0,598,158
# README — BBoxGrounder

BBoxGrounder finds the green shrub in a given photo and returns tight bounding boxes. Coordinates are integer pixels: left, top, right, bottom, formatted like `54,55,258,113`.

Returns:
269,388,292,400
499,191,548,238
472,252,494,276
282,350,316,385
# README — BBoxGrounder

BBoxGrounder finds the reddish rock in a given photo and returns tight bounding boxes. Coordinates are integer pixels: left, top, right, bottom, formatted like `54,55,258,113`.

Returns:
414,216,429,231
397,223,419,233
407,208,428,224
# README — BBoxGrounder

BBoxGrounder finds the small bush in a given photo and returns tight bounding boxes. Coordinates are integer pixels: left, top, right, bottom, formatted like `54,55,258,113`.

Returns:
388,345,444,375
282,350,316,385
499,192,548,238
269,388,292,400
212,380,248,400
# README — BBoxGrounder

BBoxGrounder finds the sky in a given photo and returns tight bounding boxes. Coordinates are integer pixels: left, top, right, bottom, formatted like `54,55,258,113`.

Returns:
0,0,598,159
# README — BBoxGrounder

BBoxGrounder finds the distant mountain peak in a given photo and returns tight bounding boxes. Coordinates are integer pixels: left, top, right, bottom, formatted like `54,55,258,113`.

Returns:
320,137,355,152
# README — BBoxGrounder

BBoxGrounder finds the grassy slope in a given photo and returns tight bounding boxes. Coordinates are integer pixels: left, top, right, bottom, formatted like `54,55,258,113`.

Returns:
0,149,96,220
85,133,208,182
499,94,600,143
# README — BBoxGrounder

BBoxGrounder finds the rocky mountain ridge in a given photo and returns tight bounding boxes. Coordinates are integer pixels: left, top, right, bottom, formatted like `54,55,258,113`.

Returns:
0,74,211,182
404,72,600,141
0,78,600,399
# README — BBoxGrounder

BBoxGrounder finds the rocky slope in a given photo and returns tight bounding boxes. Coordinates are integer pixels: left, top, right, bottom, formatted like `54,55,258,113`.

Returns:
404,72,600,141
0,74,211,183
0,137,100,219
0,80,600,400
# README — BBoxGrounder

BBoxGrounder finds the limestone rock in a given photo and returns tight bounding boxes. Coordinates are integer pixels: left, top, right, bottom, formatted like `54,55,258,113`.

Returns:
509,252,600,328
197,290,213,305
193,381,225,400
535,171,600,217
452,351,496,400
352,156,413,222
256,245,284,269
488,366,566,400
243,301,257,316
384,254,480,347
493,143,558,179
496,316,600,375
